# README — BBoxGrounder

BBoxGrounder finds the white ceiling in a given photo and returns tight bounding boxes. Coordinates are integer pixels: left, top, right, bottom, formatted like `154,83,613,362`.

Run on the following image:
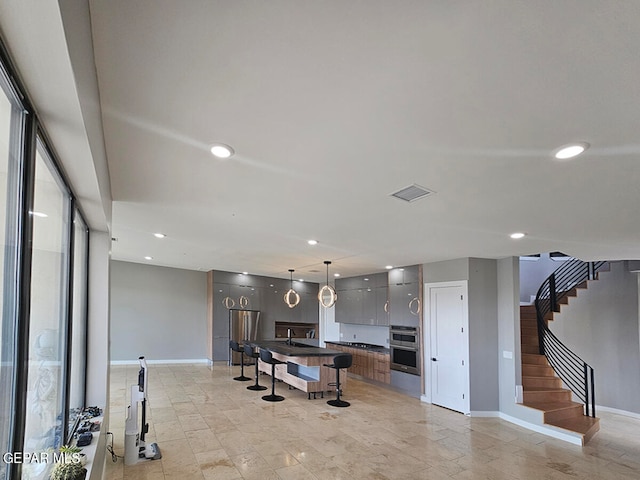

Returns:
87,0,640,282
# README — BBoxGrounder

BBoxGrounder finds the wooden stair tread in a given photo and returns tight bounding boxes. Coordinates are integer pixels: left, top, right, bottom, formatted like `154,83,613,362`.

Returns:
523,386,569,392
518,286,604,444
521,355,548,365
549,416,600,435
521,400,583,412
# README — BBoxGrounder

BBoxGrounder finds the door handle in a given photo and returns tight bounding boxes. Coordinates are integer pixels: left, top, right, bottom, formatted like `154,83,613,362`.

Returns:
431,358,437,361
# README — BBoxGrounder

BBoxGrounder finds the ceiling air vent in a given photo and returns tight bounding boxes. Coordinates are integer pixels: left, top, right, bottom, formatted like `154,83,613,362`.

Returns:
390,184,434,203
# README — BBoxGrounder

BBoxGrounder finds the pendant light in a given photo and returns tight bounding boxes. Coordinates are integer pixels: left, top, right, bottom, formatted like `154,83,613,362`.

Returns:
318,260,338,308
283,269,300,308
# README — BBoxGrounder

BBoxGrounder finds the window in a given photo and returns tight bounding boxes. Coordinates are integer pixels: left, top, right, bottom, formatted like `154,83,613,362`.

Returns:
22,141,71,480
0,37,90,480
67,209,88,440
0,58,26,480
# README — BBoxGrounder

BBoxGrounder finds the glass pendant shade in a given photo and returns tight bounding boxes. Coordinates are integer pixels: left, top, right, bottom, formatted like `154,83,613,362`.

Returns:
318,261,338,308
284,269,300,308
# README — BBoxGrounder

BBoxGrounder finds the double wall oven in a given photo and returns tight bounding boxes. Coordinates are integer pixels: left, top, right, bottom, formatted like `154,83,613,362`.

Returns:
389,325,420,375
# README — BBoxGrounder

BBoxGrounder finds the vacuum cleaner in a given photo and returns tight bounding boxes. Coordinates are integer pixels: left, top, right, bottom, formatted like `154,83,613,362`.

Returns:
124,356,162,464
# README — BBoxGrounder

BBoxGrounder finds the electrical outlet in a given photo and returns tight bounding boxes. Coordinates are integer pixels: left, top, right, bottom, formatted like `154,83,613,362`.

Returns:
339,332,343,338
353,334,356,339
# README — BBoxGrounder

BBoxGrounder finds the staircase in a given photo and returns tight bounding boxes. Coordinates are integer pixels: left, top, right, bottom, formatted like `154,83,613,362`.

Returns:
520,301,600,444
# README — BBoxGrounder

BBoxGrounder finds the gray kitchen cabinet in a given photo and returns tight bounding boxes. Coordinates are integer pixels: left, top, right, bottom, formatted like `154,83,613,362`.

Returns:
335,277,351,292
361,286,376,325
260,285,286,337
301,286,320,324
212,283,231,361
388,265,421,327
335,286,360,324
335,272,388,325
210,271,319,363
375,285,389,326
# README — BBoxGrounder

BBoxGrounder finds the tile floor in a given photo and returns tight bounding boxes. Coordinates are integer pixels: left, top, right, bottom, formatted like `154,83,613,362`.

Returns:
104,363,640,480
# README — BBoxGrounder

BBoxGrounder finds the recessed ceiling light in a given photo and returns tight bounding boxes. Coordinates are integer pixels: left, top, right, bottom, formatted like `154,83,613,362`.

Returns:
144,256,153,260
242,271,248,275
153,233,166,238
385,265,393,270
29,211,48,218
334,273,340,277
510,232,526,239
554,142,589,160
210,143,235,159
307,239,318,245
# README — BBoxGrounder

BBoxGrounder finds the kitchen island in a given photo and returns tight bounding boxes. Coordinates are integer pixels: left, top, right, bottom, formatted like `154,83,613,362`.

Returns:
250,340,344,396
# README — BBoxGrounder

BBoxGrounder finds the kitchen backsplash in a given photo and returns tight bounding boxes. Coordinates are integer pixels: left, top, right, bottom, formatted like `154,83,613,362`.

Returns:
338,323,389,347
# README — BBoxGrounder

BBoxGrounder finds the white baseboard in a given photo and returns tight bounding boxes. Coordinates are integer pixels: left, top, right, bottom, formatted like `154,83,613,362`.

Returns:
110,358,209,365
424,404,581,445
470,411,500,417
496,412,583,446
596,405,640,419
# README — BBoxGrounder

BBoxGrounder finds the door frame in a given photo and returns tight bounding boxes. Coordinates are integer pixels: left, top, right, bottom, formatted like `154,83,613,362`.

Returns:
422,280,470,414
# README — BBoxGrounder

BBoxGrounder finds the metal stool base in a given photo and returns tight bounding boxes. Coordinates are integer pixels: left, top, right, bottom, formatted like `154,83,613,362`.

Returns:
327,399,350,407
262,394,285,402
233,375,252,382
247,384,267,391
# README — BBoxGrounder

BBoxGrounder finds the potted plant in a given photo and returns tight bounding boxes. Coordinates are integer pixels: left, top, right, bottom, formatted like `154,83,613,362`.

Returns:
50,446,87,480
59,445,86,465
49,460,86,480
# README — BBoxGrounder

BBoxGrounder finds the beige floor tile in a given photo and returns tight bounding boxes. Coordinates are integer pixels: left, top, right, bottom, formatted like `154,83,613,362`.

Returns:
196,448,242,480
178,413,209,432
153,420,187,442
229,450,272,476
185,428,222,453
108,363,640,480
275,463,319,480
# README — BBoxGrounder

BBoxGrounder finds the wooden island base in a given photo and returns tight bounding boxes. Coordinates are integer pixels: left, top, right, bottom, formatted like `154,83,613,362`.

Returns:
252,341,345,395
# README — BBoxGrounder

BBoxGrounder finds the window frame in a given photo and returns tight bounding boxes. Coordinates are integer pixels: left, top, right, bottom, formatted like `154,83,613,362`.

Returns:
65,208,89,443
0,36,91,480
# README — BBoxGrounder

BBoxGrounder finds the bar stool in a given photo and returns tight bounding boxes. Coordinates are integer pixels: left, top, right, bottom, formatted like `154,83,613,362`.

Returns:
229,340,251,381
259,349,285,402
324,353,352,407
244,343,267,391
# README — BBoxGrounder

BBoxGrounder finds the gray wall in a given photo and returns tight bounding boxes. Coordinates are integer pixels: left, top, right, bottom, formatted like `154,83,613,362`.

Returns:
110,260,207,361
424,258,469,283
551,261,640,414
468,258,499,412
423,258,500,412
519,254,569,303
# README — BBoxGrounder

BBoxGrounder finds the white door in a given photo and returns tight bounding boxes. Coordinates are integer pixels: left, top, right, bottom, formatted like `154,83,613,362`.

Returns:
426,281,469,414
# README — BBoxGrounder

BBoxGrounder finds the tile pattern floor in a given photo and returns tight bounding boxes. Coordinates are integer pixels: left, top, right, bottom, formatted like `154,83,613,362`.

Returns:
105,363,640,480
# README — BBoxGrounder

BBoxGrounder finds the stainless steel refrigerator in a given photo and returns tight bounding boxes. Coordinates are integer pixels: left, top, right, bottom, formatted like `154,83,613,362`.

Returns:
229,309,261,365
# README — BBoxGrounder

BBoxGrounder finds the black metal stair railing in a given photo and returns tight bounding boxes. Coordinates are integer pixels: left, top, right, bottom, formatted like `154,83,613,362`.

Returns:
534,258,607,418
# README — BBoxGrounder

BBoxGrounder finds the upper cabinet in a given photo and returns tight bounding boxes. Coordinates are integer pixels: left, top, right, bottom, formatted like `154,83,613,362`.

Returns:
335,272,389,325
388,265,421,327
211,271,319,344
